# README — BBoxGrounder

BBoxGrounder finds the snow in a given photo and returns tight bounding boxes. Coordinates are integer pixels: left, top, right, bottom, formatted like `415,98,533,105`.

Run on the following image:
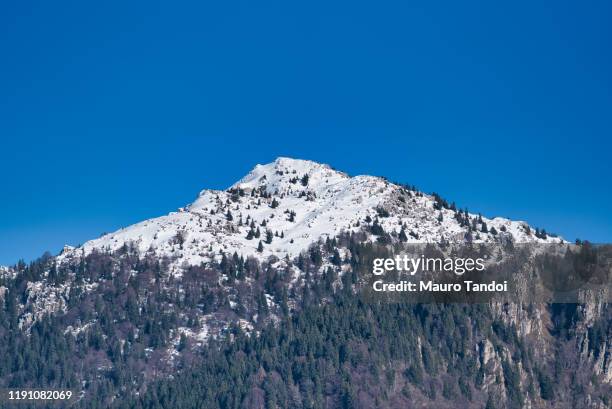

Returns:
57,157,561,271
0,266,16,280
18,280,69,332
174,325,209,346
65,321,96,337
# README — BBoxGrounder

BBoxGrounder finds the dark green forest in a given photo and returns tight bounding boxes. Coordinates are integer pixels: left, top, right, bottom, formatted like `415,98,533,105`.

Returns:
0,234,610,408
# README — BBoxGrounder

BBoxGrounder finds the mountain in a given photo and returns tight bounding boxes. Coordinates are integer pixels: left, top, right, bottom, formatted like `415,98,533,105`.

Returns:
59,157,556,270
0,158,608,409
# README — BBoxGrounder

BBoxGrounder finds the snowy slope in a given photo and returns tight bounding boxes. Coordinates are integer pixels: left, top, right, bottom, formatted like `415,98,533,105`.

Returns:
0,265,15,280
58,157,559,269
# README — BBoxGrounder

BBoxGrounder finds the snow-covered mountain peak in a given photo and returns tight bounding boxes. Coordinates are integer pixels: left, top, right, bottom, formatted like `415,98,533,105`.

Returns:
57,158,561,271
229,157,349,196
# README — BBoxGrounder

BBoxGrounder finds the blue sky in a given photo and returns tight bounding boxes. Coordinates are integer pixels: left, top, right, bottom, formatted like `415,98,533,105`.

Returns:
1,1,610,265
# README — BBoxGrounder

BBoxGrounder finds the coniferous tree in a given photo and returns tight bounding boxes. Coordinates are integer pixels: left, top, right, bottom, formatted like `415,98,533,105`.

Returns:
246,228,255,240
370,220,385,236
287,210,296,222
396,227,406,242
331,249,342,266
265,230,273,244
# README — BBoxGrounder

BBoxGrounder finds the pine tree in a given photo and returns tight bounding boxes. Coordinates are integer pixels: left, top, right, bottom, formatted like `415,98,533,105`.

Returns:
257,241,264,252
246,228,254,240
178,333,187,351
370,220,384,236
331,249,342,266
481,221,488,233
399,227,408,242
287,210,296,222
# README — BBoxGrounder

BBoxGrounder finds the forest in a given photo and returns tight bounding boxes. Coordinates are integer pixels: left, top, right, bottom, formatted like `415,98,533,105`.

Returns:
0,233,610,408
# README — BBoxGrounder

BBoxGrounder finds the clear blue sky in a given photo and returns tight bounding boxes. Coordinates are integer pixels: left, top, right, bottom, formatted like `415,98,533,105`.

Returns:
1,1,610,265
